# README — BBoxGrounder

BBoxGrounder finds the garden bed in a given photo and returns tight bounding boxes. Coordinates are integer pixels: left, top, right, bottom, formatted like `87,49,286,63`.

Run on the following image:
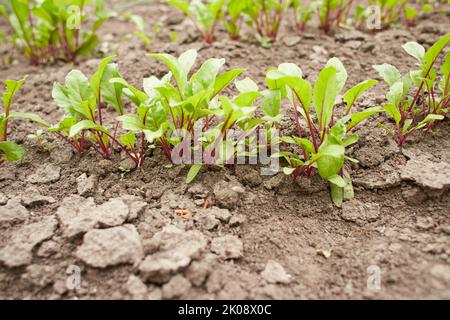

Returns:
0,1,449,299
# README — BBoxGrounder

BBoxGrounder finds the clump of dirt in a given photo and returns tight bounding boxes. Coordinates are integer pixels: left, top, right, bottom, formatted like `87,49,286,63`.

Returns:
0,1,450,299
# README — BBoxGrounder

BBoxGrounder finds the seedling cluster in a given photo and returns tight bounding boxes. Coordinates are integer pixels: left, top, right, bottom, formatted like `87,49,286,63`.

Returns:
3,32,448,206
166,0,443,45
374,33,449,145
0,0,114,64
1,0,448,208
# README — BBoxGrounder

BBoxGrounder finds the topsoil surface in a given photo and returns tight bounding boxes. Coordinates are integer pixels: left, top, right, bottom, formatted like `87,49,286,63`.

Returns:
0,1,450,299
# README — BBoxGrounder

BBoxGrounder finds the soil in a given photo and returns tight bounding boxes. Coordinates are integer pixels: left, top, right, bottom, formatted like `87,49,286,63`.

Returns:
0,1,450,300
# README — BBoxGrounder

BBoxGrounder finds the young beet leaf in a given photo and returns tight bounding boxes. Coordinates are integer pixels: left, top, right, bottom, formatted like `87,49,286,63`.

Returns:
0,78,49,164
373,33,450,146
292,0,316,32
114,49,249,182
167,0,224,44
124,13,152,49
48,56,146,167
317,0,354,34
221,0,250,40
1,0,115,65
267,59,381,206
243,0,291,43
357,0,423,31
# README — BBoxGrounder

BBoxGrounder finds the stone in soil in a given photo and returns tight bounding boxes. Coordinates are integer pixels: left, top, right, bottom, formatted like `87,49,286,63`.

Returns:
121,195,147,221
341,200,380,226
235,166,262,187
429,264,450,289
57,196,135,237
21,264,56,287
261,260,292,284
195,209,220,230
139,226,207,283
401,156,450,191
263,174,286,190
353,163,401,190
213,181,245,209
187,183,209,199
126,275,148,300
96,198,130,227
76,173,98,197
402,187,427,205
283,36,301,47
56,195,98,238
76,224,143,268
210,235,243,260
0,192,8,205
37,240,60,258
229,214,246,227
161,274,191,299
26,164,61,184
210,207,232,223
0,216,57,267
184,260,212,287
50,146,73,164
0,198,29,225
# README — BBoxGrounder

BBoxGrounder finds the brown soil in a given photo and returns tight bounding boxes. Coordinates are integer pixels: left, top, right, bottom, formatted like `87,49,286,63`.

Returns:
0,1,450,300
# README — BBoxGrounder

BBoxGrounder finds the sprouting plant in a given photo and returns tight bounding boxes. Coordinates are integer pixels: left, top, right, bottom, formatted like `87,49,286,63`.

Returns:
267,58,381,206
47,56,147,167
373,33,450,146
27,129,53,151
403,1,435,28
0,0,115,65
316,0,355,34
167,0,224,44
403,4,417,27
221,0,250,40
0,78,49,164
243,0,291,43
124,13,151,49
112,49,263,182
169,31,179,42
292,0,316,32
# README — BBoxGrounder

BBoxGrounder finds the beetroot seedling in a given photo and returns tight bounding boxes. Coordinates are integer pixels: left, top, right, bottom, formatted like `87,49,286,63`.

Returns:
0,0,115,65
317,0,354,34
267,59,380,206
292,0,316,32
221,0,250,40
0,78,49,164
243,0,291,43
48,56,147,167
114,49,264,182
373,33,450,146
167,0,224,44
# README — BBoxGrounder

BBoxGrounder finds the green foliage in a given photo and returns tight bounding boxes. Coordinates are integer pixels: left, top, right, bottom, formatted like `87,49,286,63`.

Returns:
167,0,224,44
1,78,48,164
221,0,250,40
355,0,428,30
268,58,381,206
137,49,258,182
1,0,115,65
292,0,316,32
373,33,450,146
242,0,291,42
317,0,353,34
47,56,146,166
124,13,151,49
